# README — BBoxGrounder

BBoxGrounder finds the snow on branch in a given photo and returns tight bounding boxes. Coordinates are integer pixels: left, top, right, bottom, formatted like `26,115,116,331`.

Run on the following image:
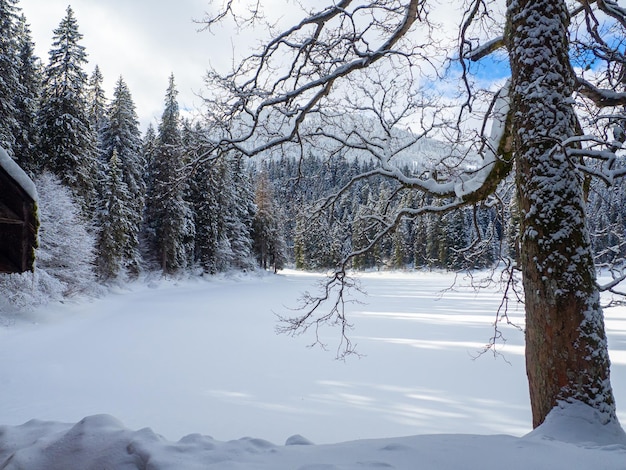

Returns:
464,37,505,62
598,273,626,293
577,77,626,107
596,0,626,28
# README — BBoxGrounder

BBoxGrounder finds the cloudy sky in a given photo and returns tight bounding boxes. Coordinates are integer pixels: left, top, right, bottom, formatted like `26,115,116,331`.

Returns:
20,0,233,131
18,1,480,134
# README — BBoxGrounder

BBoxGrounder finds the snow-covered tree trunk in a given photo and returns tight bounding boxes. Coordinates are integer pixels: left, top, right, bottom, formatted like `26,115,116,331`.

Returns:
506,0,616,427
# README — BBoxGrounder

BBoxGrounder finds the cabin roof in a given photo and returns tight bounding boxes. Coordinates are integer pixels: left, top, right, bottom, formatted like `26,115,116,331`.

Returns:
0,148,38,274
0,149,37,201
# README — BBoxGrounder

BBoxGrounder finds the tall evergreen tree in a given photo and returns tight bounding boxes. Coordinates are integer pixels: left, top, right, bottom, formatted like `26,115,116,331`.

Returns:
100,76,145,274
223,156,256,270
13,14,41,175
97,149,133,280
145,74,194,273
142,123,157,191
38,6,99,213
87,65,108,188
139,123,158,265
186,125,221,273
87,65,107,134
0,0,20,156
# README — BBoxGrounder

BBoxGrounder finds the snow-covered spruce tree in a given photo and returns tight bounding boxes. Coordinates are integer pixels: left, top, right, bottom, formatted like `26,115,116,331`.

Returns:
185,124,221,273
215,155,256,271
13,14,41,176
87,65,108,138
37,6,99,214
588,171,626,271
100,76,145,275
0,0,20,157
87,65,109,185
203,0,626,431
145,74,194,274
139,123,158,265
97,150,133,280
141,123,158,193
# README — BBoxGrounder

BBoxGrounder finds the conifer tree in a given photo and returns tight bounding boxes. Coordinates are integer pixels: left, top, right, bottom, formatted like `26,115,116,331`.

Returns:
142,123,157,191
87,65,108,135
223,156,256,270
97,150,133,280
145,74,194,273
101,76,145,274
186,125,221,273
13,14,41,174
140,123,158,264
87,65,108,175
0,0,19,156
38,6,99,213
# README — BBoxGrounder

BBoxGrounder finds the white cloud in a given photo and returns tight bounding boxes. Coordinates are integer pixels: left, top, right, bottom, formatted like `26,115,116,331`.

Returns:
20,0,215,131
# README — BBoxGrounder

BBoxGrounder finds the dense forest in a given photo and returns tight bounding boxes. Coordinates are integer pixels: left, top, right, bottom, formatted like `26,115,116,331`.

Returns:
0,0,624,308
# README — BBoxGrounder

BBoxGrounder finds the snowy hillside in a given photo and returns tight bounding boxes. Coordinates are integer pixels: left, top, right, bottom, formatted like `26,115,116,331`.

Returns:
250,112,470,175
0,270,625,468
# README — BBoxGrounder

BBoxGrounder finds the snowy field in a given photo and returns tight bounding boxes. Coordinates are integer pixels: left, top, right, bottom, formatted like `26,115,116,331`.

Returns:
1,269,626,468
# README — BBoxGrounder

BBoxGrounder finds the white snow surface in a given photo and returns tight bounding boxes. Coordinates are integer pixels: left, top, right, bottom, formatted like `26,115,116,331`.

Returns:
0,146,37,201
1,269,626,469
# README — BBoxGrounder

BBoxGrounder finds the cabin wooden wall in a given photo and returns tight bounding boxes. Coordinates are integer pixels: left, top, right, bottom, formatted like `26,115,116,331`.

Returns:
0,167,37,273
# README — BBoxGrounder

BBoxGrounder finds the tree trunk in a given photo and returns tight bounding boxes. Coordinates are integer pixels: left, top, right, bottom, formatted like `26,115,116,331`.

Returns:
506,0,617,427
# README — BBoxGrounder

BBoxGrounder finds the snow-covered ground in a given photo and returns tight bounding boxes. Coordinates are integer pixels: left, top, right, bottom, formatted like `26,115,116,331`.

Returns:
1,269,625,469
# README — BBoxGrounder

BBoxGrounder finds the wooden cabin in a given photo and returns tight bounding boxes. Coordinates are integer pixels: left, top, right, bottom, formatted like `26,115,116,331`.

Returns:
0,151,37,274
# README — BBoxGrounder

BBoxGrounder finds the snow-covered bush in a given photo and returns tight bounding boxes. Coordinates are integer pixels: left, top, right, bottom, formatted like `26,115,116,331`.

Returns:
0,270,64,316
35,171,98,296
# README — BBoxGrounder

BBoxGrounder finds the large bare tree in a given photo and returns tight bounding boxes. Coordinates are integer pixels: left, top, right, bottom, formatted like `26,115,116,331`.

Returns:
201,0,626,431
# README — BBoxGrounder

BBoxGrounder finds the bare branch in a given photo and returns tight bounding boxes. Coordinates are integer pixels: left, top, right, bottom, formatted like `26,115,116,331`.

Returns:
275,270,365,358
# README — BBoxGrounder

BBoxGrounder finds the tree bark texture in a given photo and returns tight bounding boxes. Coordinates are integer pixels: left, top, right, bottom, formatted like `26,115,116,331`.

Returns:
506,0,617,427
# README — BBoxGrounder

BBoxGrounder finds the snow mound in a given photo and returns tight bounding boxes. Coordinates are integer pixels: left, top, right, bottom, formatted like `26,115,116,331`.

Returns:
286,434,315,446
2,414,626,469
524,400,626,446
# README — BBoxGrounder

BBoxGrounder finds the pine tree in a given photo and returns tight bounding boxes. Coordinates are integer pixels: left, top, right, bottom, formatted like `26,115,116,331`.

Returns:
97,149,134,280
140,123,158,265
441,208,469,270
142,123,157,191
101,76,145,274
186,125,221,273
38,6,99,213
0,0,20,156
87,65,108,185
87,65,108,135
13,14,41,175
224,156,256,270
145,74,194,273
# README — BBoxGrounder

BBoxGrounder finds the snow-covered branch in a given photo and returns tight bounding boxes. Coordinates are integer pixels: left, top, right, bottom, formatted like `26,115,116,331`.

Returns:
577,77,626,107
